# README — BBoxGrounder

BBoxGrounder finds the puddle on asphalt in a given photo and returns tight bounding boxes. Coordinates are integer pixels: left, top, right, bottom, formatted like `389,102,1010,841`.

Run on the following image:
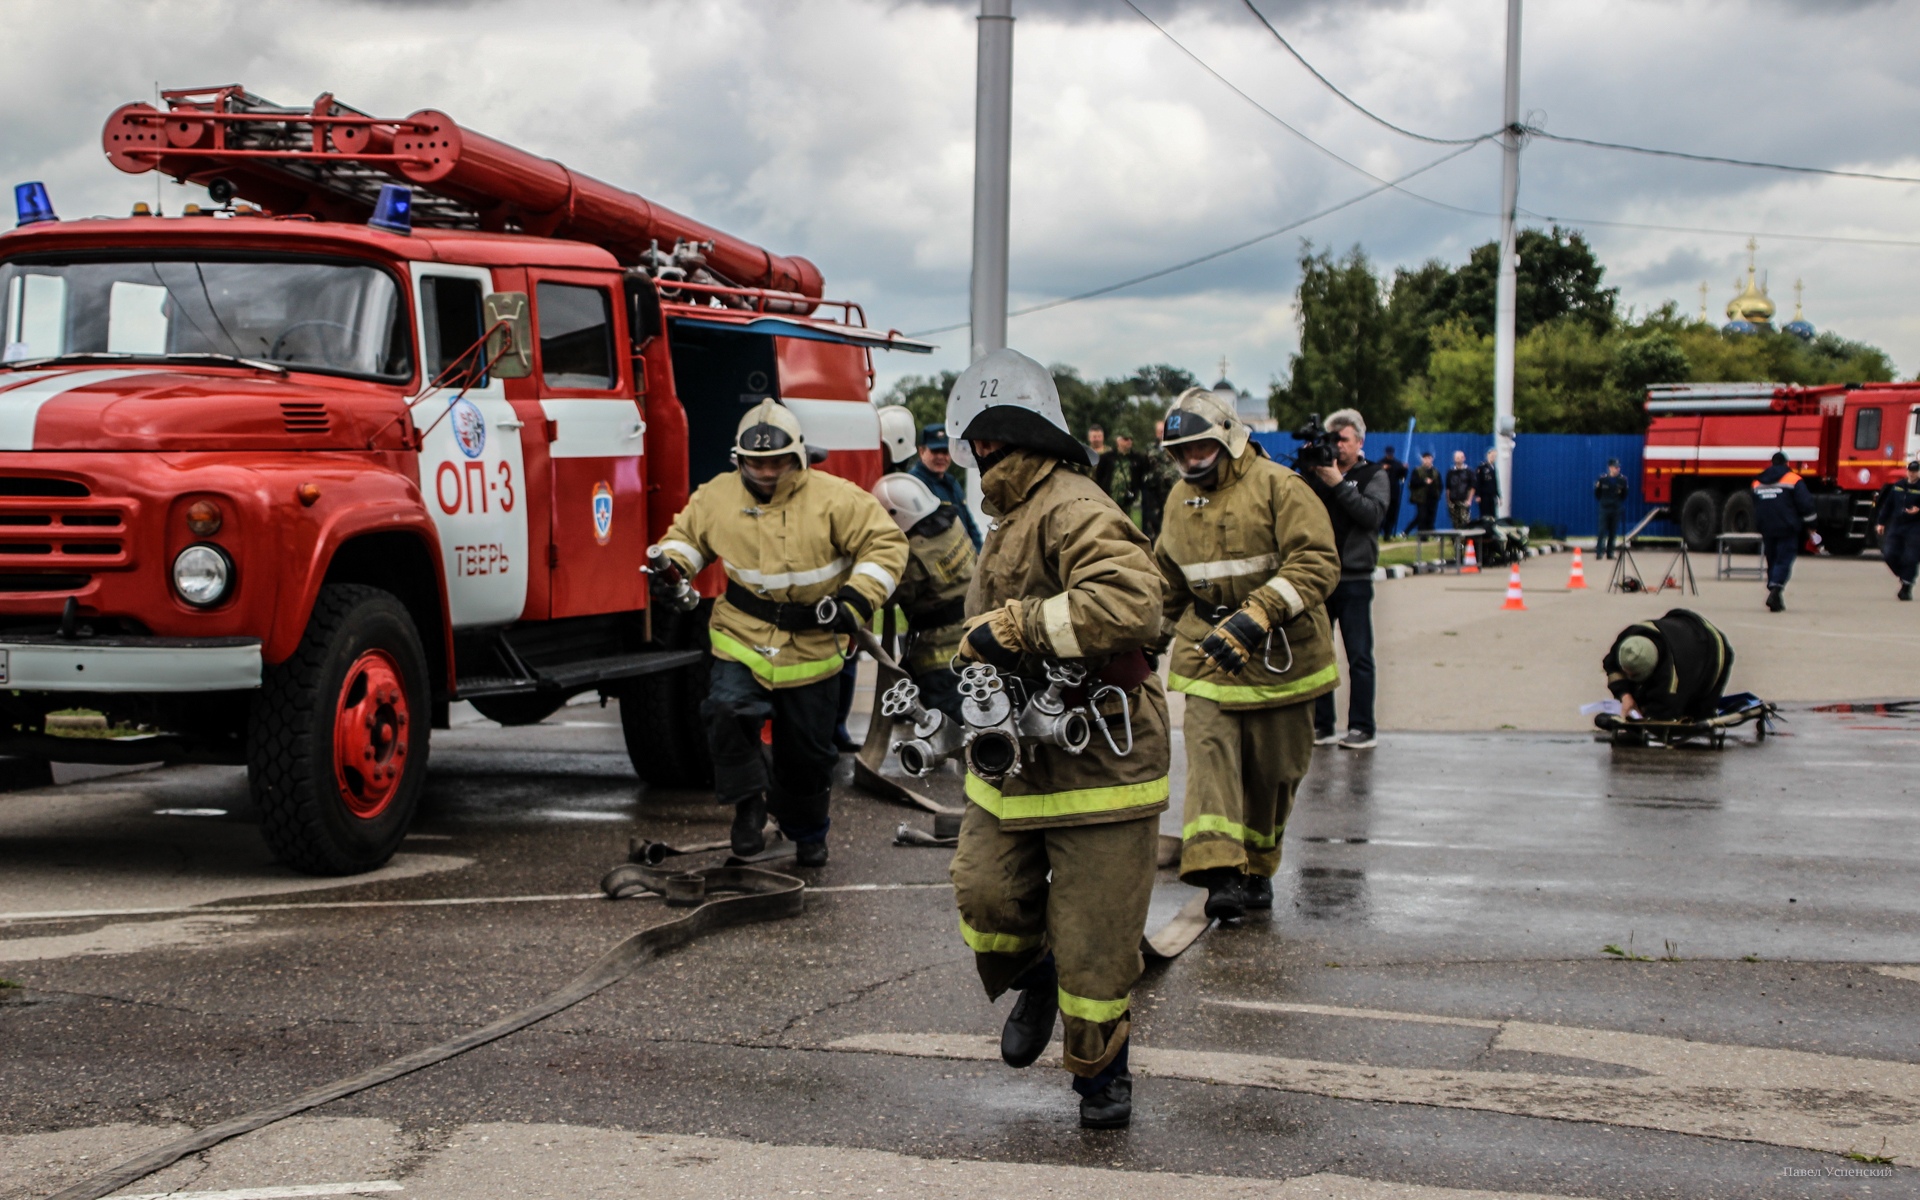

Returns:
1293,866,1369,921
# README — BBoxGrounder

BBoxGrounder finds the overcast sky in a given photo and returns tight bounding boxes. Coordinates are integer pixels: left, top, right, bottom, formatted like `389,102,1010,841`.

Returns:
6,0,1918,398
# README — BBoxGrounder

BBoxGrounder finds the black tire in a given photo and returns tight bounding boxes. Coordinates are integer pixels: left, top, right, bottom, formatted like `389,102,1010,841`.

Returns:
1680,489,1722,552
1720,489,1756,539
249,583,431,875
469,692,567,727
620,657,713,790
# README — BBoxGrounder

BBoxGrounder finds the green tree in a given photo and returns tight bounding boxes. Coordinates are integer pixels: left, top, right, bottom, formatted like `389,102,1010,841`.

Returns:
1272,242,1403,432
881,371,958,433
1442,226,1618,338
1386,258,1456,381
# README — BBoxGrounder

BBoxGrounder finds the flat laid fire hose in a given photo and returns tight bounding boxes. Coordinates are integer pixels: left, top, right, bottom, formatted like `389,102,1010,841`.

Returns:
44,865,805,1200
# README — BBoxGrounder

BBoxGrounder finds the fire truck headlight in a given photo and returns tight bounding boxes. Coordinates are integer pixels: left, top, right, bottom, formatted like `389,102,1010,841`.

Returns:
173,544,234,607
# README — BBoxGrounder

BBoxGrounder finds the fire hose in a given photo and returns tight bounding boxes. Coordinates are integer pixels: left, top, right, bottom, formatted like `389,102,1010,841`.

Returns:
43,865,804,1200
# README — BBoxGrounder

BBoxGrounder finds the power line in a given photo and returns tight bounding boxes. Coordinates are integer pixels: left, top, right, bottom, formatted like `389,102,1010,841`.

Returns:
1517,208,1920,250
1121,0,1499,196
904,142,1482,338
1522,128,1920,186
1236,0,1485,146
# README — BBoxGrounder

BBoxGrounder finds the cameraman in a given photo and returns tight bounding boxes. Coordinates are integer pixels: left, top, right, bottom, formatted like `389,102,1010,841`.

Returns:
1303,410,1391,750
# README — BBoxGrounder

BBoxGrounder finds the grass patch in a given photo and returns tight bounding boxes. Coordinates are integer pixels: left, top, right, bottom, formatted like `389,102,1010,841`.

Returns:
0,978,19,989
42,708,149,740
1603,942,1654,962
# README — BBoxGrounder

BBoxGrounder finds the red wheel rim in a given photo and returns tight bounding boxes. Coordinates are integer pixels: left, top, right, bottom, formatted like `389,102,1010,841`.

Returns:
332,649,410,819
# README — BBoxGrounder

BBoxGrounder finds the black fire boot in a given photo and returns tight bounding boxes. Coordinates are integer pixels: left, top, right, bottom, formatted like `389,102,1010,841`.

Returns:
729,793,768,857
794,839,829,868
1000,954,1058,1069
1075,1039,1132,1129
1766,587,1785,612
1195,867,1247,922
1899,583,1913,602
1242,873,1274,911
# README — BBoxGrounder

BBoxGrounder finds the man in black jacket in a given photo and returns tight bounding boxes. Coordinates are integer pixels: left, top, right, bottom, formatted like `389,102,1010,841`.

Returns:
1752,452,1817,612
1473,448,1501,523
1406,451,1440,534
1445,450,1476,530
1603,609,1733,723
1594,459,1630,559
1378,445,1408,539
1876,460,1920,601
1304,409,1392,750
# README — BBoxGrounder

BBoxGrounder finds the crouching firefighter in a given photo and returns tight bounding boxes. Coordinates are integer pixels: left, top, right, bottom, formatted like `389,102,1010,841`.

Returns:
1604,608,1733,723
1154,388,1340,921
942,348,1172,1130
871,472,977,720
649,399,908,867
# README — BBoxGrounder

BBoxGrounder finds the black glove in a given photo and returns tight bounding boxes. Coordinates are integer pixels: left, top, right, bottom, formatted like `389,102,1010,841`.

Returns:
817,587,873,635
1197,603,1274,675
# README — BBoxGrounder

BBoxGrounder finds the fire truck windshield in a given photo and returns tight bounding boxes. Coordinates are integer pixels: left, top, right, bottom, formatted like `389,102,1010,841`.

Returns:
0,256,414,381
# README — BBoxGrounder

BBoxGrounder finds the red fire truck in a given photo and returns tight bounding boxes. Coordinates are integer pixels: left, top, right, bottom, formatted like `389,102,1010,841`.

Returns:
0,85,929,872
1643,382,1920,553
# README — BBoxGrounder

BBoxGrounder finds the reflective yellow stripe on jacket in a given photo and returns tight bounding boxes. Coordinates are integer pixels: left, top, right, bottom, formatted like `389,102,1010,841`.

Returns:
709,629,845,686
1168,662,1339,707
965,773,1170,822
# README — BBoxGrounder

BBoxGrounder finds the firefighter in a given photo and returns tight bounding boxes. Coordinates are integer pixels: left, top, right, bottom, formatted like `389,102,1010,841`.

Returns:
1154,389,1339,921
1603,609,1733,723
1594,459,1630,559
878,404,919,473
1752,452,1817,612
1875,460,1920,601
650,400,908,867
870,472,976,719
943,348,1171,1130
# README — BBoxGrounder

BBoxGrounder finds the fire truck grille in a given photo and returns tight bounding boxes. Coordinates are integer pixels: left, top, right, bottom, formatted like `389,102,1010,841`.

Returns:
0,477,88,497
0,573,91,593
281,402,332,434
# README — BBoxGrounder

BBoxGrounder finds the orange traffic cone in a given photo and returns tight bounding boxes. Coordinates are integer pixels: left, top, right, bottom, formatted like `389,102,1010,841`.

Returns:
1460,538,1480,574
1567,547,1588,589
1502,564,1527,610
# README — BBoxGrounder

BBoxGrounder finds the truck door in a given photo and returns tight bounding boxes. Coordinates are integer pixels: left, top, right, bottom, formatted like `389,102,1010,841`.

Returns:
413,265,530,628
532,273,647,617
1908,404,1920,466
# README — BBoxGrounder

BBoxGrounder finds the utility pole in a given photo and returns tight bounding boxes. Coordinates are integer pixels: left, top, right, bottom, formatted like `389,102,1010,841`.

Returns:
1491,0,1521,519
970,0,1014,364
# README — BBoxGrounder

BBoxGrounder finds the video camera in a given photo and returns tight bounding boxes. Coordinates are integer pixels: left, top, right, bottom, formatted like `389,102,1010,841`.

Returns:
1290,413,1338,471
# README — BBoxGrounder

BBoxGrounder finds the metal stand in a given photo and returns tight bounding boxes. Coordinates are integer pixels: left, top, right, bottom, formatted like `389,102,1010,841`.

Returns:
1716,532,1765,581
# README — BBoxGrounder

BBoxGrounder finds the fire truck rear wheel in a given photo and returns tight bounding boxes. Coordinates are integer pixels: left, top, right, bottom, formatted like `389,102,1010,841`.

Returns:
1720,490,1755,539
619,657,713,791
249,584,431,875
1679,489,1722,552
469,693,567,727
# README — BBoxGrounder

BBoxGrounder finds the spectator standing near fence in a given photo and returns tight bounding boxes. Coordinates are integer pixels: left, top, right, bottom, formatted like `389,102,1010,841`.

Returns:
1304,410,1390,751
1594,459,1629,559
1139,420,1177,540
1108,432,1148,517
1445,450,1476,530
1406,451,1440,534
1874,460,1920,601
911,425,983,550
1752,452,1817,613
1379,446,1408,539
1474,448,1501,524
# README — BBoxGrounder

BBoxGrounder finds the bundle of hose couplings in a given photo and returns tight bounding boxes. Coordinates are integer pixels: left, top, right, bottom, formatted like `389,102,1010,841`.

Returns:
882,660,1134,781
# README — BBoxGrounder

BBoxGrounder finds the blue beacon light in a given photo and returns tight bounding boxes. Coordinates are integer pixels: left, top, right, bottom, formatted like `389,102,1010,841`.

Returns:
368,184,413,234
14,182,57,227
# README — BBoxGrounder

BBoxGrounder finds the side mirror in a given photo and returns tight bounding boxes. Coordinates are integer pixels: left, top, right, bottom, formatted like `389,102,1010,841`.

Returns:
484,291,532,379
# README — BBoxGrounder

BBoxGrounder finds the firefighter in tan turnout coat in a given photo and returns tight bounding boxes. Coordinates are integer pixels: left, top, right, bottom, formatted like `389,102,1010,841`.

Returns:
651,399,907,867
1154,388,1340,920
943,349,1171,1130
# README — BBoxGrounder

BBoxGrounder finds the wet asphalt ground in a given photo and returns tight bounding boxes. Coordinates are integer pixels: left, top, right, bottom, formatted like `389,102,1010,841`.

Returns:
2,700,1917,1199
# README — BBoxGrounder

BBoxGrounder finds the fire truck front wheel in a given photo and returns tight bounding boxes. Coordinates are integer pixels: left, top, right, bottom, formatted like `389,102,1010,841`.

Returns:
619,657,713,791
1680,489,1723,552
249,584,431,875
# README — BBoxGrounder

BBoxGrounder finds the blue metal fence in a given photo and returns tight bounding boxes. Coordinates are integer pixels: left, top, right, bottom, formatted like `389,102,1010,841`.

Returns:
1250,430,1671,539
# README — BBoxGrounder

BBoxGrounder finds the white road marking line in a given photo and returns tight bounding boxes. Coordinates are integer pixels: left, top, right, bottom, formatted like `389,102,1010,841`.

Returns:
1210,999,1502,1029
1873,964,1920,983
107,1183,401,1199
0,881,953,924
0,915,263,963
830,1013,1920,1161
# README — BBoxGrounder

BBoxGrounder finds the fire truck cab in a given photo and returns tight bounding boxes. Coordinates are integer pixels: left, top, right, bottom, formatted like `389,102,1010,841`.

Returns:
0,87,928,874
1642,382,1920,553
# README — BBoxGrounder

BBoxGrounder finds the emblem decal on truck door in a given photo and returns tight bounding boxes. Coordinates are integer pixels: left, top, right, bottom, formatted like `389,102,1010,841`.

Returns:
592,481,614,545
450,397,487,459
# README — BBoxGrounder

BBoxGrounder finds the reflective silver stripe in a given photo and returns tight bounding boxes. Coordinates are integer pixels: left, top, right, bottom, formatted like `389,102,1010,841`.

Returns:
852,561,898,596
1039,592,1083,659
727,555,851,591
1179,553,1279,583
1263,575,1305,617
658,539,706,574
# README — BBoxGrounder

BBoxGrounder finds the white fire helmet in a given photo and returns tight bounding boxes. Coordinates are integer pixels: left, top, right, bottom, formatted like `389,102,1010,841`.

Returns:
734,398,807,467
1160,387,1251,460
871,472,942,534
876,404,918,467
944,347,1093,470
